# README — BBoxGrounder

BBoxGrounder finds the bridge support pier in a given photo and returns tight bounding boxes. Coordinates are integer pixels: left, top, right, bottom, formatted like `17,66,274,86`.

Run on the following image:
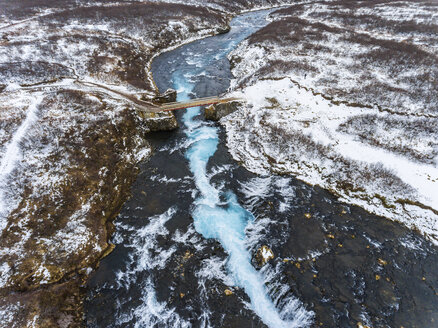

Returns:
205,100,242,121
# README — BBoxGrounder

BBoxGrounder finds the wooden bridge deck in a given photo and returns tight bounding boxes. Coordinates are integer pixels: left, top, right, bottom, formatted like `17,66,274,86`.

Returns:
158,96,241,111
135,96,241,113
74,81,240,113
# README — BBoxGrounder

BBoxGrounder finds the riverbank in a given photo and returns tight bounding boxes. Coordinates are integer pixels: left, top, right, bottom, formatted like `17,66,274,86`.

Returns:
221,0,438,245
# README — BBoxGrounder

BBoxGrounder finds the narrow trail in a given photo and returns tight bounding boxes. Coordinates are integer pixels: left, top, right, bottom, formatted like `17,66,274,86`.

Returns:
74,80,162,112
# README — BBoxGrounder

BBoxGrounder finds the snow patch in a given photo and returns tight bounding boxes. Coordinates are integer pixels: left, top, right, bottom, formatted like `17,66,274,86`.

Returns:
223,77,438,244
0,95,41,232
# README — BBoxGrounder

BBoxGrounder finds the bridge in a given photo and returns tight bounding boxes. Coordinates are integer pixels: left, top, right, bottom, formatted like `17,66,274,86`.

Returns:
74,81,240,113
153,96,242,112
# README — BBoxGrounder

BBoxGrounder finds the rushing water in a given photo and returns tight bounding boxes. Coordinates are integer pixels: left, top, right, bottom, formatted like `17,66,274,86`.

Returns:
175,40,311,327
85,9,438,328
154,10,312,326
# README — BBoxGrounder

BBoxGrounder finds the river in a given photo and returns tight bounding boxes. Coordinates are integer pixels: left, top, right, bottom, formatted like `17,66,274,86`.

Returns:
85,9,438,328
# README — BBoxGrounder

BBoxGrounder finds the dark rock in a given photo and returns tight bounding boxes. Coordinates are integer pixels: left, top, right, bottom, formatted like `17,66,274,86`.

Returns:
138,111,178,132
0,84,5,92
152,88,177,104
216,25,231,34
205,100,242,121
254,245,274,268
139,89,178,131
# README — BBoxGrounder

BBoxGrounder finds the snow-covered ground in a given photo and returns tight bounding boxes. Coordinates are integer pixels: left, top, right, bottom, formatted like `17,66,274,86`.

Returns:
223,0,438,245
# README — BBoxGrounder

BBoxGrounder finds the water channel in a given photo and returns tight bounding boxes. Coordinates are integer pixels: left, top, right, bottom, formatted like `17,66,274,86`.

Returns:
85,8,438,328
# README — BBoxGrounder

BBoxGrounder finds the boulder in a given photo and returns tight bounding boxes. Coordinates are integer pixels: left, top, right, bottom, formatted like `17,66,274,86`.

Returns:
205,100,241,121
138,111,178,132
224,289,233,296
216,25,231,35
254,245,274,268
152,88,177,104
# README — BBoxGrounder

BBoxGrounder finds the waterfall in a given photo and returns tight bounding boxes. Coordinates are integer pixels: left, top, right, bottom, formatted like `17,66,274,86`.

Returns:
177,74,312,327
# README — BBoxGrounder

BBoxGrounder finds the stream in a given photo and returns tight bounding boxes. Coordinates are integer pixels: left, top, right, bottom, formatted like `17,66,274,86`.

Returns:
85,9,438,328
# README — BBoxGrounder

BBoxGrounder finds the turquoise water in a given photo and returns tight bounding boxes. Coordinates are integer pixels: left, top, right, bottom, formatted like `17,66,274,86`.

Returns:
173,11,311,327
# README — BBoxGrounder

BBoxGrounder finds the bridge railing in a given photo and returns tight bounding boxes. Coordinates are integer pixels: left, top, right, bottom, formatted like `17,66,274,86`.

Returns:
159,96,242,112
135,96,243,113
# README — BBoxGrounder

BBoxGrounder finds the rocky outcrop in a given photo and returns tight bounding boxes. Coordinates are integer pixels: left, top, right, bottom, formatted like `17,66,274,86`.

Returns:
152,88,177,104
138,89,179,132
138,111,178,132
0,278,84,328
254,245,274,268
205,101,242,121
216,26,231,35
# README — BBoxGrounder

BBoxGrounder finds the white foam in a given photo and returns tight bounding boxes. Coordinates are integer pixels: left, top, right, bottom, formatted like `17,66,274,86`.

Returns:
117,277,191,328
181,70,313,328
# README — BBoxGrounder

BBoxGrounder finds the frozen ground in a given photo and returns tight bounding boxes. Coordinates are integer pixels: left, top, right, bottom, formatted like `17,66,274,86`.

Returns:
223,0,438,245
